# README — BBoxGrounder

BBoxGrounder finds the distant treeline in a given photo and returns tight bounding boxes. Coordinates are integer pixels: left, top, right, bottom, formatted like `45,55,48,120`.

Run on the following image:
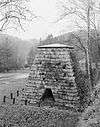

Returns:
38,31,100,63
0,39,25,72
24,30,100,70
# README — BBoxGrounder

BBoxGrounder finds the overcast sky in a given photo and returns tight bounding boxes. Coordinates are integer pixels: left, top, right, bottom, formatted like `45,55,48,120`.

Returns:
4,0,80,40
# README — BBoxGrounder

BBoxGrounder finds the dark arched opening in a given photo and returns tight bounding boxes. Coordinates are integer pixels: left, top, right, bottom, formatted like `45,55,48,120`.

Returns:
40,88,55,102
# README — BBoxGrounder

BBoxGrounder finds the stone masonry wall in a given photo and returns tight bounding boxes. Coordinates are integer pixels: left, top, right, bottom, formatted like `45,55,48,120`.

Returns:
23,45,80,110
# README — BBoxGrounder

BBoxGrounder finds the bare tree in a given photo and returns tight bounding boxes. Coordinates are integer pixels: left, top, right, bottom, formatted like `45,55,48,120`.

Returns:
0,38,14,72
27,46,36,68
0,0,36,31
57,0,100,92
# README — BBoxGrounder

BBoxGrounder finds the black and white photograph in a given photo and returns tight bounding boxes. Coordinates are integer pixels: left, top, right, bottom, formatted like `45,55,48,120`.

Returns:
0,0,100,127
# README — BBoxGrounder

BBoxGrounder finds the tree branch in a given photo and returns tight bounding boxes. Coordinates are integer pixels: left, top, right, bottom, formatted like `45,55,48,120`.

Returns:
0,0,36,31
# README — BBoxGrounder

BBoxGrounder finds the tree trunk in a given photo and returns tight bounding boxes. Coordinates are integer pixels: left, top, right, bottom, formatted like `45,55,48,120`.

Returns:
87,2,92,93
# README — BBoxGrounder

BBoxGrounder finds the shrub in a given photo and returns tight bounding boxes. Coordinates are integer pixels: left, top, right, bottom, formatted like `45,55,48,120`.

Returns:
0,105,80,127
77,81,100,127
70,51,91,111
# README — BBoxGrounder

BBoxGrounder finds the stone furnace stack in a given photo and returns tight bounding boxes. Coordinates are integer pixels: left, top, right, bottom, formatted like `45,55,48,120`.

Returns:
24,44,80,110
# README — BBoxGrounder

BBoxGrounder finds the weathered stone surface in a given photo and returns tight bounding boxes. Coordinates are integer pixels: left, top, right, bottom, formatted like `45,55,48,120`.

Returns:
23,44,80,110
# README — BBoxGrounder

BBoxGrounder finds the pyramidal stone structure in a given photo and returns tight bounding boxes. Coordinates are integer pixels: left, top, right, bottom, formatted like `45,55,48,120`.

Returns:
24,43,80,110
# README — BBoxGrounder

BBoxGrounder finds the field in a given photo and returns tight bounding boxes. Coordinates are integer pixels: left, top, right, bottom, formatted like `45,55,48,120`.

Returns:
0,69,29,105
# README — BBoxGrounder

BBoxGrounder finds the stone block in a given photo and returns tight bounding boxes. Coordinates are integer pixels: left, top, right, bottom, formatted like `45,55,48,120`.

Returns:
24,44,80,110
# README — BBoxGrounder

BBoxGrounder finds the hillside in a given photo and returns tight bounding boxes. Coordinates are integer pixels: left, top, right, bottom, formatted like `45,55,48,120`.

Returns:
40,30,100,62
0,33,39,64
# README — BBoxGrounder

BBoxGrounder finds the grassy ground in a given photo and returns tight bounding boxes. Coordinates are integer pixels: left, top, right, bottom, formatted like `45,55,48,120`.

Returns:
0,105,80,127
0,69,29,105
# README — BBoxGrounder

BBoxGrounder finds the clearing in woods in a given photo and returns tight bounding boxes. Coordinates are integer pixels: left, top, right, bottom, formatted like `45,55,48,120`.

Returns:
0,69,29,105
